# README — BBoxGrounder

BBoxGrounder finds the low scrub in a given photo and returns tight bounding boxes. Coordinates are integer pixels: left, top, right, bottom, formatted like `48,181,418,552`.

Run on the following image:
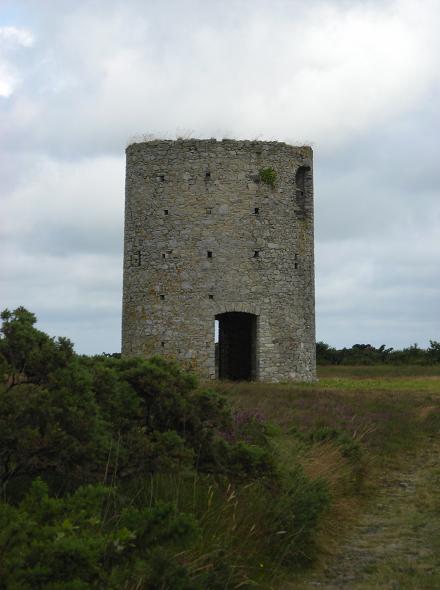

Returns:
0,308,332,588
4,308,437,587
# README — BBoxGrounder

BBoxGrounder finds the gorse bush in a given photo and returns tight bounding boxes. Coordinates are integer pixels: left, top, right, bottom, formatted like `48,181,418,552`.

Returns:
0,479,200,590
0,307,333,588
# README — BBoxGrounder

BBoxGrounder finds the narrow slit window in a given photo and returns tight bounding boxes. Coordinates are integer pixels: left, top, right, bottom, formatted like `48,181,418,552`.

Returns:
254,207,260,215
253,250,260,258
207,251,213,259
206,207,212,215
205,171,211,179
161,341,165,347
131,251,141,267
294,262,298,269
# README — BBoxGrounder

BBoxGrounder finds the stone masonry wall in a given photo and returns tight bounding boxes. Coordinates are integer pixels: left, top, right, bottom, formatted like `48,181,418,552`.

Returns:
122,139,316,382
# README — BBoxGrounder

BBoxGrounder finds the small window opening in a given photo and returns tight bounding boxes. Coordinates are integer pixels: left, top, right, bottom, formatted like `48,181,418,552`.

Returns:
253,250,260,258
209,294,214,300
206,207,212,215
254,207,260,215
294,262,298,269
160,294,165,300
161,341,165,347
295,166,310,215
164,209,169,215
158,175,165,182
207,251,213,259
205,171,211,179
130,251,141,267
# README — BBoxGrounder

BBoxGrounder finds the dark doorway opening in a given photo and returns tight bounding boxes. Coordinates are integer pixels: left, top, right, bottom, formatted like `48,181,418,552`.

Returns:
215,312,257,381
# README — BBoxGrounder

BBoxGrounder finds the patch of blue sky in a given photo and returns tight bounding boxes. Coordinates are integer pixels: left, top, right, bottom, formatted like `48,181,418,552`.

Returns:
0,3,26,27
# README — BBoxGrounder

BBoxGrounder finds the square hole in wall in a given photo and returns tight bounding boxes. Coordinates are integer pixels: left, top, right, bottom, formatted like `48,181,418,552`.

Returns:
207,251,213,259
205,171,211,179
208,294,214,299
161,341,165,347
206,207,212,215
160,294,165,300
254,207,260,214
253,250,260,258
164,209,169,215
158,175,165,182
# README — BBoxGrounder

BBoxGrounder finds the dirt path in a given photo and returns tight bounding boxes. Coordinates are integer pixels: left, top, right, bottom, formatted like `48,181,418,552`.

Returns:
293,442,440,590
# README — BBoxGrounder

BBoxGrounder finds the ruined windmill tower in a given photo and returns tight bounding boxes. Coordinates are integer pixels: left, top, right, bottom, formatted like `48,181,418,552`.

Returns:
122,139,316,382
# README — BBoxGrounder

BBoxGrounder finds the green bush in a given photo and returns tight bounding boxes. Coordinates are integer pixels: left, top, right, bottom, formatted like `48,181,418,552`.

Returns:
0,479,200,590
0,307,339,587
309,426,364,490
309,427,361,462
259,167,277,188
267,466,330,565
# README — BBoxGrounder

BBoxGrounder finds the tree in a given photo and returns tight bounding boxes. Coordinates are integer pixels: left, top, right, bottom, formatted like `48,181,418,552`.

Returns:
0,307,74,389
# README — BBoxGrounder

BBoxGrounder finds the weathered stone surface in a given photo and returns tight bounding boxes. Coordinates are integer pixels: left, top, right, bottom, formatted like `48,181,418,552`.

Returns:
122,138,316,382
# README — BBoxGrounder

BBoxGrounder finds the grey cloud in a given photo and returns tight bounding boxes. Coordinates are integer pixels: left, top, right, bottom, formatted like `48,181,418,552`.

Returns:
1,0,440,354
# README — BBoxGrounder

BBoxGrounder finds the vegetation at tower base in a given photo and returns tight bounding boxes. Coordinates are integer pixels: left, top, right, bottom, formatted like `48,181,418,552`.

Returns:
1,309,439,589
0,307,329,589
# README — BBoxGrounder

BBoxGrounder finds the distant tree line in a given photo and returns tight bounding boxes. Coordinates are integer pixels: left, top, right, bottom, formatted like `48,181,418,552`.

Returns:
316,341,440,365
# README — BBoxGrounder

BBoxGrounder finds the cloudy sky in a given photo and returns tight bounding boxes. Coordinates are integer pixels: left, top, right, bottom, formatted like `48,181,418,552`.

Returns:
1,0,439,353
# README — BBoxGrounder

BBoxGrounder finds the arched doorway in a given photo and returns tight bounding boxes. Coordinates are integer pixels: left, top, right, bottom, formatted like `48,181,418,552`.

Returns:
215,312,257,380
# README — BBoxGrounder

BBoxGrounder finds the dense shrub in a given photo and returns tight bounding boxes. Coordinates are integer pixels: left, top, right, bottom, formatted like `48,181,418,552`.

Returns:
0,479,200,590
0,307,337,588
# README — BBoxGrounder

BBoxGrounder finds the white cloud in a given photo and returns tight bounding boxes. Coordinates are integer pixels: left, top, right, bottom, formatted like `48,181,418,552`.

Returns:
2,155,124,249
0,26,33,47
3,0,440,153
0,25,33,97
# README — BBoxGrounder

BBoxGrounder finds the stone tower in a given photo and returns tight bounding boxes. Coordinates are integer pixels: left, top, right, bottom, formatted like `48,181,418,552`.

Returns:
122,139,316,382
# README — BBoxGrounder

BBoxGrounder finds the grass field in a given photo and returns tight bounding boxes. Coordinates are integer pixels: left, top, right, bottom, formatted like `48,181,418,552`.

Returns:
317,364,440,378
210,366,440,588
213,366,440,455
